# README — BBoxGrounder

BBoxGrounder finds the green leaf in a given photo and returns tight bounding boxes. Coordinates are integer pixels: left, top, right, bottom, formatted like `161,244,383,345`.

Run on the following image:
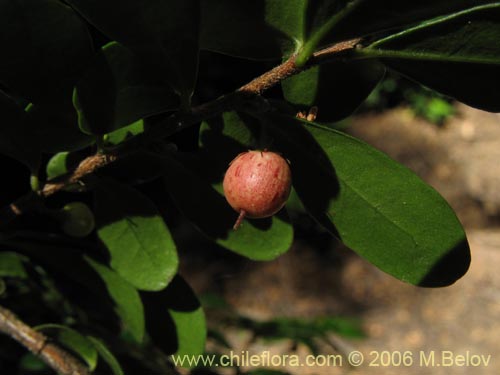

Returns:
87,336,124,375
0,252,27,278
282,60,385,122
143,275,206,360
0,236,146,343
95,179,178,290
200,0,306,59
75,42,179,135
105,120,145,146
0,92,40,170
326,0,499,44
358,3,500,111
67,0,199,104
46,152,70,180
85,257,145,343
20,353,48,372
35,324,98,371
266,114,469,286
0,0,93,104
24,104,93,153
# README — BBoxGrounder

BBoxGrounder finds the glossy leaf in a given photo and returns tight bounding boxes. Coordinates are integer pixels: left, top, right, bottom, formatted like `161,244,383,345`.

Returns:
85,257,145,343
282,60,385,122
143,275,206,359
0,0,93,104
36,324,98,371
67,0,199,103
327,0,499,44
0,252,27,278
358,3,500,111
75,42,179,135
87,336,124,375
95,179,178,290
266,114,470,286
0,92,40,170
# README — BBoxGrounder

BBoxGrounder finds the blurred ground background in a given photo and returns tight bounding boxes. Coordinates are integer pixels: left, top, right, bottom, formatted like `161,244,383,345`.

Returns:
180,103,500,375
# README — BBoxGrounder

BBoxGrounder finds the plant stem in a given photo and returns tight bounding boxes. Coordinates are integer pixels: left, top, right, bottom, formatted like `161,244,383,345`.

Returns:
0,305,90,375
295,0,365,67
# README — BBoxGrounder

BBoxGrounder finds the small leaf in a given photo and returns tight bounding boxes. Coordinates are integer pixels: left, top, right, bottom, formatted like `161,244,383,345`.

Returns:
0,251,27,278
85,257,145,343
46,152,70,180
35,324,98,371
67,0,199,103
359,3,500,111
95,179,178,290
87,336,124,375
143,275,206,360
75,42,179,135
282,60,385,122
267,114,469,286
0,0,93,104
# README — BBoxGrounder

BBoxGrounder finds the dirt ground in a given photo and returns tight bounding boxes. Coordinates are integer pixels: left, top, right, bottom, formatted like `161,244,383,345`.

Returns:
182,104,500,375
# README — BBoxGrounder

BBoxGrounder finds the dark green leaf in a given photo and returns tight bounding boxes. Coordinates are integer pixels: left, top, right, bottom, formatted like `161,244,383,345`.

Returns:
20,354,48,372
143,275,206,359
67,0,199,103
36,324,98,371
75,42,179,135
0,92,40,170
0,251,27,278
267,114,469,286
358,3,500,111
282,60,385,122
95,179,178,290
87,336,124,375
1,236,146,342
200,0,305,59
99,151,167,186
85,257,145,343
24,104,93,153
327,0,499,43
0,0,93,104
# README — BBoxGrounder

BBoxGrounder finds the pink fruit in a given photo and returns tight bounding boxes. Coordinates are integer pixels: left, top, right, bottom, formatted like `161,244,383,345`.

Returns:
223,150,292,230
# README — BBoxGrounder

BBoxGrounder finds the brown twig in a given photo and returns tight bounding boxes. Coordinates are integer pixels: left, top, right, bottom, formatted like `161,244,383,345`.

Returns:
0,37,362,222
0,305,91,375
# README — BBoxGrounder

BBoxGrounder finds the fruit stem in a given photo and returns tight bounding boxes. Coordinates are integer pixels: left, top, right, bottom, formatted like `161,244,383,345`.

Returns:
233,210,247,230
